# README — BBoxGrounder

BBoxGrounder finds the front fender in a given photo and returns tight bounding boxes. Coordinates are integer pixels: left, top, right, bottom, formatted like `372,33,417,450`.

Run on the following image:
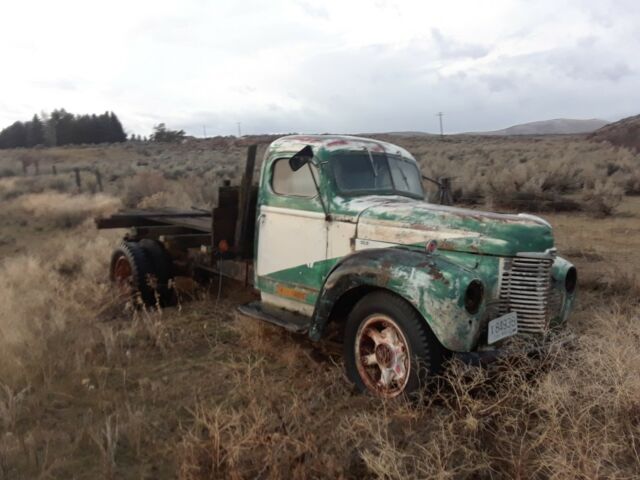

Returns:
309,248,485,351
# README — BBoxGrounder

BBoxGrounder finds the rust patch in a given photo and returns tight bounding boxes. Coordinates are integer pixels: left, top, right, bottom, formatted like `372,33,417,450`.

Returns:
428,264,448,284
275,284,307,301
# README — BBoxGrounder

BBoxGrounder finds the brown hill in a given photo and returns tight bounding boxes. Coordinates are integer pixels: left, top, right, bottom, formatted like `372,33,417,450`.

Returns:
469,118,608,136
588,114,640,152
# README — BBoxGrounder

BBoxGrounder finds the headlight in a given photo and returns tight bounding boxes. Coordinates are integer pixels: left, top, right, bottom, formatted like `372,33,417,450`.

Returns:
565,267,577,294
464,280,484,314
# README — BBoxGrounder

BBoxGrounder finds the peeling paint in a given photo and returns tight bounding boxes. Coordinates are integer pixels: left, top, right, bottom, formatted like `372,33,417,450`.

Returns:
254,135,576,353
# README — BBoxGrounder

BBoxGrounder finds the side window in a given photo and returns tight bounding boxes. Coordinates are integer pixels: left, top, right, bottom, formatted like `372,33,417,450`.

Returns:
271,158,318,197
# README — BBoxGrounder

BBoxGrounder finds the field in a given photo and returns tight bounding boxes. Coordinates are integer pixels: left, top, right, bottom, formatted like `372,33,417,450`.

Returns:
0,135,639,479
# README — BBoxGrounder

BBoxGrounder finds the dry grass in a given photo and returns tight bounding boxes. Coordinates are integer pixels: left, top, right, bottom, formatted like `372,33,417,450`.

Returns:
0,138,639,478
11,192,121,228
3,134,637,215
373,134,639,215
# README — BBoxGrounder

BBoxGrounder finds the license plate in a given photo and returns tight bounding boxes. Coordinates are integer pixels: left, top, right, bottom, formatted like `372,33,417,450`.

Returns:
488,312,518,344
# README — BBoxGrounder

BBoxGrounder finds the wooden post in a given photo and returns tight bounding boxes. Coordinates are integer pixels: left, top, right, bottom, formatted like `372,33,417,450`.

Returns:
95,169,103,192
21,160,27,175
52,165,57,175
234,144,257,256
34,160,40,175
438,177,453,206
74,168,81,191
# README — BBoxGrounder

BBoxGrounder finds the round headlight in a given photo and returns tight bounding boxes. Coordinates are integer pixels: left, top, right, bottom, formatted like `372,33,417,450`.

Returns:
464,280,484,314
565,267,577,294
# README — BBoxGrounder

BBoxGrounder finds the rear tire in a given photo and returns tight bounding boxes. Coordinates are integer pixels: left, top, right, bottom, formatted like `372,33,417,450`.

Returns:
343,291,445,398
109,241,156,307
139,239,175,306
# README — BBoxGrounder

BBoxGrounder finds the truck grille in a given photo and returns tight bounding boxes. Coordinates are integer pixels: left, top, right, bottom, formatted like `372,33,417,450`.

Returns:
498,254,554,334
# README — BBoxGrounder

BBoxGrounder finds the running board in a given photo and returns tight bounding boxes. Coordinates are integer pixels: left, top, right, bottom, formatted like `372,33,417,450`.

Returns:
237,301,311,334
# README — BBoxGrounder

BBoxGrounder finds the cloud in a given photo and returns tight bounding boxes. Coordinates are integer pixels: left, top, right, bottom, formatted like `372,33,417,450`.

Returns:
296,1,329,19
0,0,639,135
431,28,490,60
30,79,78,91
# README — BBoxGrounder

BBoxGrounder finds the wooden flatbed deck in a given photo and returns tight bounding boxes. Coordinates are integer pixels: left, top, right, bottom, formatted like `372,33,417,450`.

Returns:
96,208,212,232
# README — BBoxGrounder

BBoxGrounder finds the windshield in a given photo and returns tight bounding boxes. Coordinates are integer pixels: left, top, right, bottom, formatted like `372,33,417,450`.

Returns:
331,150,424,198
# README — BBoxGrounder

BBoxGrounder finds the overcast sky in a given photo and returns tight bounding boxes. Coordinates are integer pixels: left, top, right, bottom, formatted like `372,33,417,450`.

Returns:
1,0,639,136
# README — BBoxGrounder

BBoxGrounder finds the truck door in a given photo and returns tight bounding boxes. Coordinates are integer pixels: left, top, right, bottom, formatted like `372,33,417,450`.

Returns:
256,158,327,316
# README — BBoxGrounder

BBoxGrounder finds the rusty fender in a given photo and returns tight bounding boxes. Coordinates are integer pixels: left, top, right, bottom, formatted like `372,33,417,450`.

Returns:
308,247,486,352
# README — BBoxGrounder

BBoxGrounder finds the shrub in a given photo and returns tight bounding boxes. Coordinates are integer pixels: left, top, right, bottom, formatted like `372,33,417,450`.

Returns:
123,171,169,207
582,179,624,217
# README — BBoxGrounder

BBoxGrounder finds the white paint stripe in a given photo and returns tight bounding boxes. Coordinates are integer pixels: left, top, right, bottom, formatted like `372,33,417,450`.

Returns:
261,205,326,219
357,221,479,245
257,205,327,275
354,238,398,251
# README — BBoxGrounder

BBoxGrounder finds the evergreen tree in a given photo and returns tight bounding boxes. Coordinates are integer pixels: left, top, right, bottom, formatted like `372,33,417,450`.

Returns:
108,112,127,142
0,109,129,148
25,115,45,147
0,121,27,148
150,123,186,143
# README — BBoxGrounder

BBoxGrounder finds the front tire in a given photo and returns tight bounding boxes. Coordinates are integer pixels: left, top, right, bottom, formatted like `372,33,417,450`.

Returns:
344,291,445,398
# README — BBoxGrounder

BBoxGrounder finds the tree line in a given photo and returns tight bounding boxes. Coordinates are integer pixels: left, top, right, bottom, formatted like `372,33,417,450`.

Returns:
0,109,127,149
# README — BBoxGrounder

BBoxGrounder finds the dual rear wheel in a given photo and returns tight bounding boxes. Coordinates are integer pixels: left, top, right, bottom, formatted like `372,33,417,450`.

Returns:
109,240,174,307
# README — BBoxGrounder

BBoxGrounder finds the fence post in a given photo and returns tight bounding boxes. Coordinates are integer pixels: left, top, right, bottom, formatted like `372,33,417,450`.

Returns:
34,160,40,175
74,168,82,191
95,169,103,192
52,165,57,175
21,160,27,175
438,177,453,206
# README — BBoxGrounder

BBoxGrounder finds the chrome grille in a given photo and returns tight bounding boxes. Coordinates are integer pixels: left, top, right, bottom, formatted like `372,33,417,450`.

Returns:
548,287,564,321
499,254,554,334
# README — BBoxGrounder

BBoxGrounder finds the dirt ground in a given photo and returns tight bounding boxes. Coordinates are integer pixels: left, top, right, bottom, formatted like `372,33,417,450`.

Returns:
0,137,639,479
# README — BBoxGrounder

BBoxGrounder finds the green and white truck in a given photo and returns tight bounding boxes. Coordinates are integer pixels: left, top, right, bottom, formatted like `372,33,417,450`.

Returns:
97,135,577,397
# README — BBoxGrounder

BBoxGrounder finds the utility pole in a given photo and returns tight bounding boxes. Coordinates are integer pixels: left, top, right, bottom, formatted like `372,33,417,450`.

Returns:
202,125,207,138
237,122,242,138
437,112,444,138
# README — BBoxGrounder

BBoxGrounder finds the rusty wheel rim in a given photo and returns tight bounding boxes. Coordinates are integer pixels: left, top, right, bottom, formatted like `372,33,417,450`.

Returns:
113,255,134,296
355,314,410,398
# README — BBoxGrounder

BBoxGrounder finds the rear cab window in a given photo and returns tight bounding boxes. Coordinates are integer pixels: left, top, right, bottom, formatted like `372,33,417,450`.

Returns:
271,158,318,197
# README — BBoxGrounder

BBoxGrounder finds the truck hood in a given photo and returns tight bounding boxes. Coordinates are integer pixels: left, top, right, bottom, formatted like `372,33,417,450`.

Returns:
353,196,554,256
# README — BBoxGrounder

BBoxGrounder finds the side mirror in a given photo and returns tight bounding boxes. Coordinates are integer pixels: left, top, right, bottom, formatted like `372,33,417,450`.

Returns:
289,145,314,172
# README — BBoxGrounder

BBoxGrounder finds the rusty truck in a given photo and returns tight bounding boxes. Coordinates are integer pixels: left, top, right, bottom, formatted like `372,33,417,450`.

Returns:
96,135,577,398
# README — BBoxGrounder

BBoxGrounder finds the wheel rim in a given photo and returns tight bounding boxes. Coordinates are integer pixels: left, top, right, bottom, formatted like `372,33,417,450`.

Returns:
113,255,134,296
355,314,411,397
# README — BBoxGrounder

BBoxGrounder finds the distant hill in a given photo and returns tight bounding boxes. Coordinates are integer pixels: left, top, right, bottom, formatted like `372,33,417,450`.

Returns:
468,118,609,136
382,131,436,137
588,114,640,152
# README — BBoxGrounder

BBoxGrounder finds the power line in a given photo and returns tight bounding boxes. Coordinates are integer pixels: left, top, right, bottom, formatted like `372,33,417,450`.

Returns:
436,112,444,138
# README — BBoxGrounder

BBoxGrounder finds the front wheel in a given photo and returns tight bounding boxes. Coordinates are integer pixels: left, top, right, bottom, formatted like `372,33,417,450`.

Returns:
343,291,445,398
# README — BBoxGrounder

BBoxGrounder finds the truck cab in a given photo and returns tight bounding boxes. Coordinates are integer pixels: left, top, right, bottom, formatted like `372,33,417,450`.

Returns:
99,135,577,398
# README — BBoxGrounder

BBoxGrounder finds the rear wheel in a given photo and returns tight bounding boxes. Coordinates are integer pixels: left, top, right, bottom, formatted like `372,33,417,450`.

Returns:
139,239,175,306
109,241,156,307
344,291,445,398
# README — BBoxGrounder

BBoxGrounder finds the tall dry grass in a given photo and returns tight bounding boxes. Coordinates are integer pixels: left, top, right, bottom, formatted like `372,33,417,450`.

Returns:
175,287,640,479
9,192,121,228
0,138,639,478
0,229,118,381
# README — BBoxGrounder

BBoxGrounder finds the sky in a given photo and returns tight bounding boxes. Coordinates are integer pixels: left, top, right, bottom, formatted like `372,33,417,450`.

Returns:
0,0,639,136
